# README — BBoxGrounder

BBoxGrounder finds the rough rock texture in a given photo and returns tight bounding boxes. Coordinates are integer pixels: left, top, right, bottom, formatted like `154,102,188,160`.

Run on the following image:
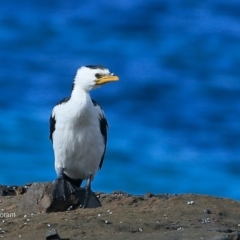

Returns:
18,182,101,214
0,183,240,239
0,184,28,196
46,228,61,240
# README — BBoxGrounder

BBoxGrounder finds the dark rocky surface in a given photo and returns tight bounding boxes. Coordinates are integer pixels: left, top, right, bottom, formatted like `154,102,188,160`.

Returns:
0,184,29,197
0,182,240,239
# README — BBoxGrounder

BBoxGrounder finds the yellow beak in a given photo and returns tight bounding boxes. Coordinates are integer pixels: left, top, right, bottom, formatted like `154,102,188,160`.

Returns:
95,75,119,85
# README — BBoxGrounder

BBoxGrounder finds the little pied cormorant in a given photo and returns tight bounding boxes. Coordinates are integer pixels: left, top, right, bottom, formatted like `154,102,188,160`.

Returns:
49,65,119,207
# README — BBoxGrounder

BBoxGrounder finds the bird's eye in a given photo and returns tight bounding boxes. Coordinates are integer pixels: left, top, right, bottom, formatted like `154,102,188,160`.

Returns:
95,73,101,78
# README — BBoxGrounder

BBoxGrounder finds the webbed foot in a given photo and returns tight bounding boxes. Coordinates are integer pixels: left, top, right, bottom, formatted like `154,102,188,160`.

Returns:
82,189,101,208
52,176,75,200
81,174,101,208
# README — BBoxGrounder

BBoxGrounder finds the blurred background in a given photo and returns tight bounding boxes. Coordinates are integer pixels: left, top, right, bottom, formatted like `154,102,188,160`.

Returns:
0,0,240,200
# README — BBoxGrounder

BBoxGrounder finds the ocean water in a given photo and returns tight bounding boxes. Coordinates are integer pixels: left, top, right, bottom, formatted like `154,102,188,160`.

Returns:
0,0,240,200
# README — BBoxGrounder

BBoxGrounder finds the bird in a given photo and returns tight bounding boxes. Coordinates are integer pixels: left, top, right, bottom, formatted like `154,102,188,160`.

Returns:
49,65,119,207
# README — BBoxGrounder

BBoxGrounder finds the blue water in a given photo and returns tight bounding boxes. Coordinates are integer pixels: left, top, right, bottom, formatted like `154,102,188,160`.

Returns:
0,0,240,200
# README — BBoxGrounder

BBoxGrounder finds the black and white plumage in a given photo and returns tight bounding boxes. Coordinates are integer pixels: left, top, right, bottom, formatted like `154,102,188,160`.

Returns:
49,65,119,206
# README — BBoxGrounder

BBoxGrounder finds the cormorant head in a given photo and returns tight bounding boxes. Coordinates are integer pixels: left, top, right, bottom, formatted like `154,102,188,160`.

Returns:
73,65,119,91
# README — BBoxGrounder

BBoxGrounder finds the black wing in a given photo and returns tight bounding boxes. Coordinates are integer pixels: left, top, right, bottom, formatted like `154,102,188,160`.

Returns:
49,97,70,142
92,99,108,169
49,115,56,142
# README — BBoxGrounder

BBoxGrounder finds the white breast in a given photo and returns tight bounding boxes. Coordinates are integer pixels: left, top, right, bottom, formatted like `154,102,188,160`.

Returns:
52,92,105,180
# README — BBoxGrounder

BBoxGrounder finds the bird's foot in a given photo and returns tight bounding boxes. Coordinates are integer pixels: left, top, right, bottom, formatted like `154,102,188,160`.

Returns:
82,188,90,208
81,189,101,208
81,174,101,208
52,176,76,200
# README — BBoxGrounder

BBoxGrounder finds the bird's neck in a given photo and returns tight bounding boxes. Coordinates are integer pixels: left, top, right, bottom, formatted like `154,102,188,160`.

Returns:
69,85,92,116
71,85,88,100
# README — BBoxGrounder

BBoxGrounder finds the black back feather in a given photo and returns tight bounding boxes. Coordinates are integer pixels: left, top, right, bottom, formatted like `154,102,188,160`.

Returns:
49,97,70,142
92,99,108,169
49,115,56,142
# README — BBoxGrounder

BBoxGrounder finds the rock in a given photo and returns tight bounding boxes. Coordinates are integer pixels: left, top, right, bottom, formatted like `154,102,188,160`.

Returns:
46,228,61,240
216,228,233,233
232,231,240,240
144,192,154,199
18,182,101,214
0,185,27,196
0,185,8,196
18,182,79,214
204,209,211,214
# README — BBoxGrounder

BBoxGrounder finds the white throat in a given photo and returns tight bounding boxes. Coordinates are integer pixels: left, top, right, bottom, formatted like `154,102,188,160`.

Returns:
68,85,93,120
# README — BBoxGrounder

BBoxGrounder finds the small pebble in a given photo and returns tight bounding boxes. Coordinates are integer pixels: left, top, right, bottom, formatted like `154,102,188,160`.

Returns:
187,201,194,205
177,227,184,230
201,218,210,224
238,224,240,227
120,221,122,224
2,221,5,223
26,219,30,222
24,215,27,218
67,206,73,211
46,228,60,239
105,220,108,224
204,209,211,214
31,213,34,216
47,224,51,227
98,214,101,217
19,235,21,238
24,222,27,225
139,228,143,232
